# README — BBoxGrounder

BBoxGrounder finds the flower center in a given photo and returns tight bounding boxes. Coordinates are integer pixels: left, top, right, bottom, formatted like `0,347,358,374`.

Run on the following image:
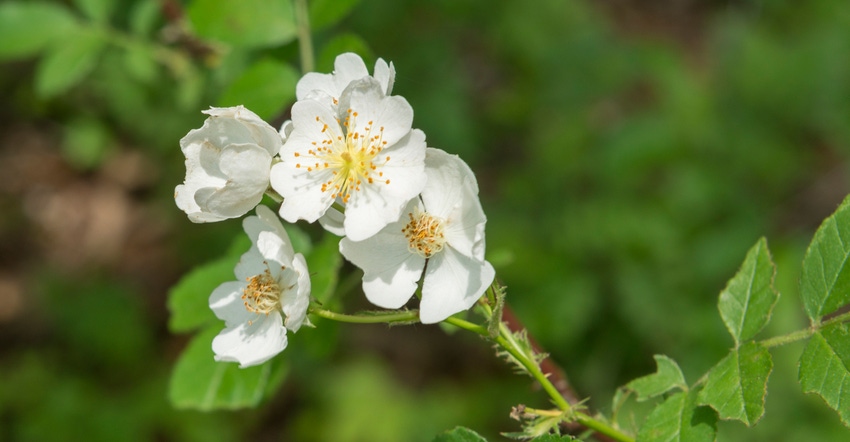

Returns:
402,209,447,258
242,267,282,324
294,109,392,204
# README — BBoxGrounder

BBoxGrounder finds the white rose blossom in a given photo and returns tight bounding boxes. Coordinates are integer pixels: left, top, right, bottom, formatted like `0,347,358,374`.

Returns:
296,52,395,109
270,78,427,241
339,148,495,324
208,205,311,368
175,106,282,222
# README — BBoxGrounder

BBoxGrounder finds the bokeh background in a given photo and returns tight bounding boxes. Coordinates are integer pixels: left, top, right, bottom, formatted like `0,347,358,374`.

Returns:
2,0,850,440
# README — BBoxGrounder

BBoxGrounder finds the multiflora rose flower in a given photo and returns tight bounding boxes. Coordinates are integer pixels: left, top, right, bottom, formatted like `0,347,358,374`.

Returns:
296,52,395,109
339,148,495,324
175,106,282,222
208,205,311,368
270,78,427,241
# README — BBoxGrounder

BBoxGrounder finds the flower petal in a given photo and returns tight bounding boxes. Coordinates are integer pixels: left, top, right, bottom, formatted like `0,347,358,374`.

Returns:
295,52,369,101
211,312,287,368
343,129,427,241
281,253,311,332
194,143,272,218
373,58,395,95
209,281,253,325
338,78,413,148
340,208,425,309
421,148,486,259
419,247,495,324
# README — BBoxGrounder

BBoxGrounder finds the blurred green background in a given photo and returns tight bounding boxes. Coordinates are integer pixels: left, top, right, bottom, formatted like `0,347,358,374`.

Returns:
1,0,849,440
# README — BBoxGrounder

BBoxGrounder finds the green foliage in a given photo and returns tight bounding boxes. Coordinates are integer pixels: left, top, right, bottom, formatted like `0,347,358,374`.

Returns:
72,0,115,23
35,27,108,97
316,33,373,72
697,342,772,426
718,238,779,345
636,389,717,442
168,235,250,333
61,116,112,170
799,323,850,426
800,195,850,323
309,0,362,31
187,0,297,49
432,426,488,442
217,58,299,120
169,326,289,410
626,355,687,401
0,2,79,60
307,233,343,303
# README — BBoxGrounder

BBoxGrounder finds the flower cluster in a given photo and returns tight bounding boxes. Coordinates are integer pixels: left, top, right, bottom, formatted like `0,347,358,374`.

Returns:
176,53,494,367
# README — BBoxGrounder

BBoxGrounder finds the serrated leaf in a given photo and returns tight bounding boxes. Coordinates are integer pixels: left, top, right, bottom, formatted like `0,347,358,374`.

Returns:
72,0,115,23
187,0,296,49
217,58,298,120
799,322,850,427
309,0,361,31
432,426,488,442
627,355,687,401
0,2,79,60
168,235,251,333
718,237,778,345
35,27,107,98
169,326,288,410
800,195,850,322
697,342,772,426
637,388,717,442
306,233,342,303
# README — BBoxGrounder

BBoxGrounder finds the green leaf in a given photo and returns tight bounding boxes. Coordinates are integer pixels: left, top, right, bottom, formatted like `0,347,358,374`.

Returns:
122,42,159,84
0,2,79,60
717,237,778,345
217,58,298,120
697,342,772,426
637,388,717,442
799,322,850,427
35,27,107,98
309,0,361,31
432,426,488,442
305,233,342,303
626,355,687,401
169,326,288,410
72,0,115,23
129,0,161,36
316,33,372,72
187,0,296,49
800,195,850,322
167,235,250,333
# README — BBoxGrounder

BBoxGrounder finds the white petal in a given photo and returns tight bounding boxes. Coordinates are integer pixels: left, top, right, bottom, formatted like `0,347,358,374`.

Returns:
281,253,312,332
318,206,346,236
419,248,495,324
256,230,295,269
209,281,253,325
421,148,486,259
339,211,425,309
338,78,413,147
295,52,369,101
342,129,427,241
271,161,335,223
212,312,287,368
194,144,271,218
175,184,227,222
373,58,396,95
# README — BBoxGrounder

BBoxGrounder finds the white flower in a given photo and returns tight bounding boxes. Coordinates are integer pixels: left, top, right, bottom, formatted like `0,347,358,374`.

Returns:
175,106,282,223
296,52,395,109
339,148,495,324
270,78,427,241
208,205,311,368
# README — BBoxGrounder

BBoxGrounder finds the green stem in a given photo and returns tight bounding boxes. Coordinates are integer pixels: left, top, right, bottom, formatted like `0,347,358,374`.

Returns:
761,310,850,348
445,316,634,442
309,303,418,324
293,0,314,73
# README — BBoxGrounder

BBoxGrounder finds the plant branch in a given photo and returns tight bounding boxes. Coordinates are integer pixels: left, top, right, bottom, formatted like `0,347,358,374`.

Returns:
761,309,850,348
309,303,418,324
293,0,315,73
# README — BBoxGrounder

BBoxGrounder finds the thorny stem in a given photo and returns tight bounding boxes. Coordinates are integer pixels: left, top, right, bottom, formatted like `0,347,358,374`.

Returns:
294,0,315,74
308,303,418,323
446,314,635,442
